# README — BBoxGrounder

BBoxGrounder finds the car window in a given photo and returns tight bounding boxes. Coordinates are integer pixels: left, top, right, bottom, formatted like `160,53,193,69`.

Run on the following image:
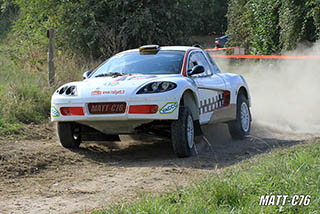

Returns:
204,51,221,73
188,52,213,77
90,50,185,78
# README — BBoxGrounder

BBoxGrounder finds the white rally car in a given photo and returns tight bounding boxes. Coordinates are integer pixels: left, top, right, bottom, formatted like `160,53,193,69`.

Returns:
51,45,251,157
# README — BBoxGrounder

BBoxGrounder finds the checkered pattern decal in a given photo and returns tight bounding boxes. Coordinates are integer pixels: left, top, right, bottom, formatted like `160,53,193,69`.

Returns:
199,93,224,114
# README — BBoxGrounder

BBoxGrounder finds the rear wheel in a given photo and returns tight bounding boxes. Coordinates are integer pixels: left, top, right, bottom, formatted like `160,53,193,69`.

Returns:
171,107,195,158
57,122,82,148
228,93,251,140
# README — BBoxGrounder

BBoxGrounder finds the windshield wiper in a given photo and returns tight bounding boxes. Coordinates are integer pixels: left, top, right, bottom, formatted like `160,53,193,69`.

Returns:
95,72,126,78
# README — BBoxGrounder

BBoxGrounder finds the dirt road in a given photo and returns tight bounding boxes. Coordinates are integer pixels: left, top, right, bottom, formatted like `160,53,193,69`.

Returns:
0,122,314,214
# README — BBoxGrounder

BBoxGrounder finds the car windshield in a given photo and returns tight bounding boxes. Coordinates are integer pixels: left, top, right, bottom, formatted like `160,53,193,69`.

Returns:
90,50,185,78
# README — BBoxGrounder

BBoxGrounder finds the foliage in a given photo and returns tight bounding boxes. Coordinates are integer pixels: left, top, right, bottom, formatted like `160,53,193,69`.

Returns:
0,0,19,38
11,0,227,59
249,0,281,55
97,0,191,57
305,0,320,40
184,0,228,35
279,0,306,51
227,0,320,54
94,139,320,213
0,43,50,134
0,41,93,135
226,0,252,51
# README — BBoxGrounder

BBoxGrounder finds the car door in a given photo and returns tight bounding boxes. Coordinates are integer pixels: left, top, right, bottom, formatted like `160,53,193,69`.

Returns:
187,50,226,125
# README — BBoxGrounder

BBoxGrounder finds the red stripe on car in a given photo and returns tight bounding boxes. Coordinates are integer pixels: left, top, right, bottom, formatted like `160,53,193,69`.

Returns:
181,49,191,77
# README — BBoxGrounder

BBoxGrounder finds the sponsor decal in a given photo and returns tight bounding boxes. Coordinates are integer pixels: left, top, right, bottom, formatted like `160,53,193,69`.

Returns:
115,76,129,81
91,88,102,95
159,102,178,114
104,76,128,87
102,90,125,95
51,106,60,118
104,81,120,87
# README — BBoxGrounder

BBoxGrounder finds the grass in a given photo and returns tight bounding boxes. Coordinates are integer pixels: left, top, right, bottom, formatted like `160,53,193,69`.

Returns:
0,41,50,134
94,139,320,214
0,38,96,135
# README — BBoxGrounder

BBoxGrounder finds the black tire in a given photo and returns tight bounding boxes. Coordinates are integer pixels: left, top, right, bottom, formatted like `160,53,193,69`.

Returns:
228,93,251,140
171,107,196,158
57,122,81,148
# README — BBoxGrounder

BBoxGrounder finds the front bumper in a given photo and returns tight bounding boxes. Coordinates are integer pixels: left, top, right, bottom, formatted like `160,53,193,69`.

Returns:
51,93,180,122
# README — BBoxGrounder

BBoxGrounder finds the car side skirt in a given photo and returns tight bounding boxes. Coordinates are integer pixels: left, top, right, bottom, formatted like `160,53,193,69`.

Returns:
208,104,236,124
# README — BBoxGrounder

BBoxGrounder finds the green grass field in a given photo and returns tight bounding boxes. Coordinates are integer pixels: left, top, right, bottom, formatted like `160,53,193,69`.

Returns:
0,43,49,134
0,40,96,135
94,139,320,214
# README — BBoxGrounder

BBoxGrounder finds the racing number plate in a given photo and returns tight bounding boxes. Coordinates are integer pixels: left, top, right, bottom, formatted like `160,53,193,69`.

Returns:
88,102,126,114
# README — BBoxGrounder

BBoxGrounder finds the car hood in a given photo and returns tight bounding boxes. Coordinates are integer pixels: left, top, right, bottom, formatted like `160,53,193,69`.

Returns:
73,74,182,97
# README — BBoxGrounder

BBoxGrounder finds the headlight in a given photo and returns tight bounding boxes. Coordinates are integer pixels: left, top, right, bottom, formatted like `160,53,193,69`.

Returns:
137,82,177,94
56,85,78,96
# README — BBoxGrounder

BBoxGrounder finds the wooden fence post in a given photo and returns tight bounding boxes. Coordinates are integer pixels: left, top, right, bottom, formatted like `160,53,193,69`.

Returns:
47,29,55,87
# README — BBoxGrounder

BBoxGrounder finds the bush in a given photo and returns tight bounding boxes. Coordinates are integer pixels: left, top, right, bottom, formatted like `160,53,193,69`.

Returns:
184,0,228,35
249,0,281,55
227,0,320,54
0,0,18,38
226,0,252,52
0,40,94,135
11,0,227,59
0,48,51,126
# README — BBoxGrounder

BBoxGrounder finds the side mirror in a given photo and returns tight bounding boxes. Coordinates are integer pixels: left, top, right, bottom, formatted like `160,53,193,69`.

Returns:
188,65,205,76
82,70,92,79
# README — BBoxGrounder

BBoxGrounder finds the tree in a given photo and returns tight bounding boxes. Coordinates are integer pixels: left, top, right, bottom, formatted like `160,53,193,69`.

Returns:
227,0,320,54
12,0,228,59
0,0,19,38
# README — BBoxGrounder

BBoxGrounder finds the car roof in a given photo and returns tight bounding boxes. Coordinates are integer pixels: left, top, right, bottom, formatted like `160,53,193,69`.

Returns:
120,46,200,54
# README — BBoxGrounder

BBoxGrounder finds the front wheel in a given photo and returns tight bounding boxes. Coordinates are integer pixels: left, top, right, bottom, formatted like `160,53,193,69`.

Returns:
171,107,195,158
228,93,251,140
57,122,82,148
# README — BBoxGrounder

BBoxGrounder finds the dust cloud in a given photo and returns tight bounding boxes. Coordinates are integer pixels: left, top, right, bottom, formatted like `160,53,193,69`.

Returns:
219,43,320,135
